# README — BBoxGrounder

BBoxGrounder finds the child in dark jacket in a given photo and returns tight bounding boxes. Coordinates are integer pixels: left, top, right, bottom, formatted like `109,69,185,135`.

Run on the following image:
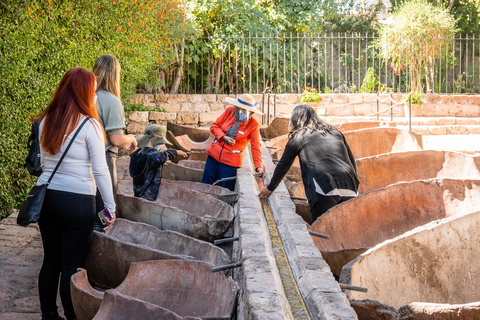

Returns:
130,125,186,200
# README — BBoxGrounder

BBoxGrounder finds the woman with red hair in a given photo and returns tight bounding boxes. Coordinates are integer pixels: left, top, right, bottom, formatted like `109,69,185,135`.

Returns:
33,67,115,320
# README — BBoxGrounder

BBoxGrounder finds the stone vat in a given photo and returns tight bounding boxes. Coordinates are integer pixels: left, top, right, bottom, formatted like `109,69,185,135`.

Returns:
188,148,208,161
335,120,396,132
167,122,211,142
166,131,214,152
84,218,231,289
71,260,237,320
310,178,480,277
260,117,290,139
162,161,204,182
341,210,480,320
343,127,423,160
357,150,480,194
264,134,288,148
116,180,235,242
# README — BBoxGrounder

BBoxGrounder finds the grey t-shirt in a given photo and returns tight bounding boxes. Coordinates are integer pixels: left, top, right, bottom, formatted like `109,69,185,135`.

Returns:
96,90,126,153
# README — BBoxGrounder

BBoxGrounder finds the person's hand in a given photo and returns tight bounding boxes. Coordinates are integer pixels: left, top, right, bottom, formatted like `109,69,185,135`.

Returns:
258,187,273,199
104,211,117,230
128,135,138,153
254,166,264,177
222,136,235,145
177,150,188,158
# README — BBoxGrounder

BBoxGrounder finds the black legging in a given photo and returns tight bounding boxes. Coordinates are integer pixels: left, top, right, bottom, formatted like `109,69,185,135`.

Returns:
311,194,355,223
38,189,95,320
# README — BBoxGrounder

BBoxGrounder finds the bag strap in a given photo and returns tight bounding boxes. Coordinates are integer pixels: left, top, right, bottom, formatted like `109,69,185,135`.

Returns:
47,117,89,185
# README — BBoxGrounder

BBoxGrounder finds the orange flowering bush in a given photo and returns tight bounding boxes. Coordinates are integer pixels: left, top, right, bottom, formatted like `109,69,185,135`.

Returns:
300,87,322,103
0,0,194,217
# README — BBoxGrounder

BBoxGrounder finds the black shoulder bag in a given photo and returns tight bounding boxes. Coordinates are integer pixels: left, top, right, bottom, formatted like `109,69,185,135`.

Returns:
17,118,89,227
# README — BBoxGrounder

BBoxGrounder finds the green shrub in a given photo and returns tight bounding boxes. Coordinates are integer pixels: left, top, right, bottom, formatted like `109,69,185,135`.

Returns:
0,0,190,218
360,67,380,93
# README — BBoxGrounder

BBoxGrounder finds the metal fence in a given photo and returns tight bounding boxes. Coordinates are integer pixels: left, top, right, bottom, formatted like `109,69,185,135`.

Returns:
170,33,480,95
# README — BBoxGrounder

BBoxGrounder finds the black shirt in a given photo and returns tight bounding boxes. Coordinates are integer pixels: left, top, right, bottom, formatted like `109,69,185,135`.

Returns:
267,128,359,208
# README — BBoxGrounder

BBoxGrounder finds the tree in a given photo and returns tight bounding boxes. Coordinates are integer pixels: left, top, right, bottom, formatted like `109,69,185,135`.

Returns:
0,0,190,216
377,0,457,93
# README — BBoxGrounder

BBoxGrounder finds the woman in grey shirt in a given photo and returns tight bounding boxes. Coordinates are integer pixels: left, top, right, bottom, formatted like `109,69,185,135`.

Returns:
93,55,137,230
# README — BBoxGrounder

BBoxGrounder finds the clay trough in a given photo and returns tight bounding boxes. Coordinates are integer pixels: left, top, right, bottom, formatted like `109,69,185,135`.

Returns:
341,210,480,320
71,260,237,320
310,178,480,277
166,131,214,153
116,179,235,242
167,122,211,142
260,117,290,139
84,218,231,289
357,150,480,194
343,127,423,160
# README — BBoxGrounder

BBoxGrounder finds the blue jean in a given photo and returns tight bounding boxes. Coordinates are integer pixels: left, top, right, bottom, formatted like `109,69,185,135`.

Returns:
201,155,238,191
38,189,95,320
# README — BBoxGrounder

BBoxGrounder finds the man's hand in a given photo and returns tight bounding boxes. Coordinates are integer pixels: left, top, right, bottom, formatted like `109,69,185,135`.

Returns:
128,138,138,154
258,187,273,199
222,136,235,145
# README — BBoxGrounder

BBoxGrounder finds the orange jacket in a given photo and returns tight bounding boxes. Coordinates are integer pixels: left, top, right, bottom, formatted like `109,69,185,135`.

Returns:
207,106,263,169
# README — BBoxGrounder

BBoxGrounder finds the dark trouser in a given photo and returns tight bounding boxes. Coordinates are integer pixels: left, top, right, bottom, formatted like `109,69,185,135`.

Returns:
94,151,117,232
38,189,95,320
311,194,355,223
201,155,238,191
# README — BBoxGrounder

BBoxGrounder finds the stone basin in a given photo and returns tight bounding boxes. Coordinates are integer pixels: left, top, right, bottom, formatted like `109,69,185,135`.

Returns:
335,120,396,132
163,161,204,182
166,131,214,152
310,178,480,276
357,150,480,194
341,210,480,320
116,180,235,242
71,260,237,320
343,127,423,159
260,117,290,140
84,218,231,289
167,122,211,142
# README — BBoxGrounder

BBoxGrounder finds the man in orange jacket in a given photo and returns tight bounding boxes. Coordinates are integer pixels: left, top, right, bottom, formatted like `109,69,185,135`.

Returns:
202,94,264,190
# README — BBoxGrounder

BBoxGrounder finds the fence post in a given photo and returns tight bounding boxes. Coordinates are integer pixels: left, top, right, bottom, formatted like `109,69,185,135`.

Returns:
267,93,271,126
274,94,277,118
408,93,412,132
262,93,265,125
390,93,393,121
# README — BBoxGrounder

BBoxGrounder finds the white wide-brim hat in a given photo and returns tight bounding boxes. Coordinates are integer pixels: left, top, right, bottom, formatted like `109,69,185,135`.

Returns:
225,94,264,115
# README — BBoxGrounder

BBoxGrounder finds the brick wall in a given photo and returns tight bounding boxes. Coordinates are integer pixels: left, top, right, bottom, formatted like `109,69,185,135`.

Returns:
127,93,480,134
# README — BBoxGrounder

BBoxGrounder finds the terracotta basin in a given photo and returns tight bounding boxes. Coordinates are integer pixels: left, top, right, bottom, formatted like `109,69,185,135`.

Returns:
116,180,234,242
310,178,480,276
166,131,214,152
84,218,231,288
188,149,208,162
335,121,396,132
178,159,206,170
341,210,480,319
260,117,290,140
343,127,423,160
264,134,288,148
357,150,480,194
71,260,237,320
167,122,211,142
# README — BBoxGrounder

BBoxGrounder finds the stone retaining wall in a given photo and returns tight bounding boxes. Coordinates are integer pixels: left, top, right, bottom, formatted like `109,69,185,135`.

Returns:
128,93,480,134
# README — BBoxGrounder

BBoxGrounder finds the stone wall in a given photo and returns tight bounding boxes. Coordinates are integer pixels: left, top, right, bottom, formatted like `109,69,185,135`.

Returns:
127,93,480,134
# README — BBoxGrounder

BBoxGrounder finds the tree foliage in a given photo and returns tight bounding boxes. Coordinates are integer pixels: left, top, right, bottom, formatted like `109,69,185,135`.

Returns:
0,0,189,217
377,0,457,92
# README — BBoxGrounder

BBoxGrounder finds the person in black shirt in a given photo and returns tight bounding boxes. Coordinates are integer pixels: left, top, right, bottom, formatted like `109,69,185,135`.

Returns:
259,104,359,223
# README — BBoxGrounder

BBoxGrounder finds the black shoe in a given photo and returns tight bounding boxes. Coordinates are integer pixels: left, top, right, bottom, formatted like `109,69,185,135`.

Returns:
41,311,65,320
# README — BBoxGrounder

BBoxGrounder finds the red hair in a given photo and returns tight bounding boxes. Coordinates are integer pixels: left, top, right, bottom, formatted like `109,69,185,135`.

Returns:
36,67,105,154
